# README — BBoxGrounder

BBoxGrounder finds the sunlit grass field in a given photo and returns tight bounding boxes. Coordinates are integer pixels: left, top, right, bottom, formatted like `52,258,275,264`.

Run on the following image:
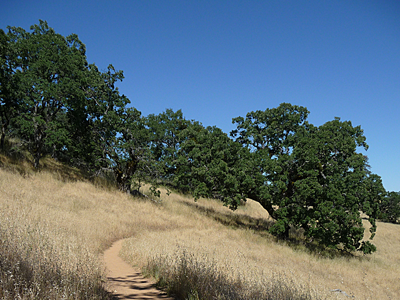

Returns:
0,155,399,299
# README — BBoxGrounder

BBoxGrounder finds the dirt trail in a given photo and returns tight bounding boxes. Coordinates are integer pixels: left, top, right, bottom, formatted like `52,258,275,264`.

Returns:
103,239,174,300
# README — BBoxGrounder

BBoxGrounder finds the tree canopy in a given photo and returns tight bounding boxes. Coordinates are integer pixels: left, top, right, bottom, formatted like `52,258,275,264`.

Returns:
378,191,400,224
5,20,88,168
229,103,384,253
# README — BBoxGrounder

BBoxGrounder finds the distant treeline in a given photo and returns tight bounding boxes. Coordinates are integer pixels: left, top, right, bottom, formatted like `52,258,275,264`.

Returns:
1,21,399,254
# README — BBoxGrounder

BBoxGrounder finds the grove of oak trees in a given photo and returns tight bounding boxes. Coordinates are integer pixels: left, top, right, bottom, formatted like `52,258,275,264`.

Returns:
1,21,397,254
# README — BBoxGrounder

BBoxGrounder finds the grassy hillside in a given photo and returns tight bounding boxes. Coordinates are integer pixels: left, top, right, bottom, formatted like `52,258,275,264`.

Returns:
0,157,399,299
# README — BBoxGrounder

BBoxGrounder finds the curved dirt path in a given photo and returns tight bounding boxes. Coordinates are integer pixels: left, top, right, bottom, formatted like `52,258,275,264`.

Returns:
103,239,174,300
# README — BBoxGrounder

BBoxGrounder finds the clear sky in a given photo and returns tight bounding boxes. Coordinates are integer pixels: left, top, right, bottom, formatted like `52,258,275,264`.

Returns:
1,1,399,191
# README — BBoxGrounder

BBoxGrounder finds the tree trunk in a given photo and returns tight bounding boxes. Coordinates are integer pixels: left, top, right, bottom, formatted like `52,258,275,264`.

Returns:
33,130,43,169
34,150,41,169
0,132,5,152
0,119,8,152
281,226,290,239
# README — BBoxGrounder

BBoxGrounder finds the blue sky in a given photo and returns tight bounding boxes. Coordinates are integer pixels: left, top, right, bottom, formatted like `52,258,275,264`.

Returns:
1,1,399,191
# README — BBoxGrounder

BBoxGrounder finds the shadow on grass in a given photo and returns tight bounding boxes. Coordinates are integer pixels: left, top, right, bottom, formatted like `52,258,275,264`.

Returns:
0,152,88,182
181,200,359,259
0,139,116,189
40,157,87,181
180,200,274,234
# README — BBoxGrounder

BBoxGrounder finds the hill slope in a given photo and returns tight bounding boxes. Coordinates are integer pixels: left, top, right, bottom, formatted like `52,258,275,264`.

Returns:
0,163,399,299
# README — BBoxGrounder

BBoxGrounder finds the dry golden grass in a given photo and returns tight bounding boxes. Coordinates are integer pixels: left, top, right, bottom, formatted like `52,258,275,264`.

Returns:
121,187,400,300
0,157,399,299
0,161,184,299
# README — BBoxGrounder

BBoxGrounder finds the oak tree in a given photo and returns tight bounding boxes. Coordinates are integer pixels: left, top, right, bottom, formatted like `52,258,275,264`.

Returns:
7,20,88,168
379,191,400,224
231,103,383,253
145,109,190,184
0,29,21,151
174,122,248,208
85,64,159,194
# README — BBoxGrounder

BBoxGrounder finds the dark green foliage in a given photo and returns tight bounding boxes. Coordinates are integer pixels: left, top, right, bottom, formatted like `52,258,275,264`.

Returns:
6,20,88,168
84,64,159,194
231,103,311,222
0,28,22,151
230,103,383,253
144,111,249,207
379,191,400,224
173,122,248,209
1,20,161,195
145,109,190,184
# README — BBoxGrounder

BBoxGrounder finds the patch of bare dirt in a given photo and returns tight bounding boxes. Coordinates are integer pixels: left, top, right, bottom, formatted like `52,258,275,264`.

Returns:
103,239,174,300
